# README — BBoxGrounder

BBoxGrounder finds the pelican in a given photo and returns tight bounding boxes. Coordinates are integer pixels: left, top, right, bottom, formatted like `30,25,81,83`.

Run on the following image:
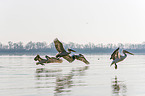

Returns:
54,38,76,58
54,38,90,64
72,54,90,64
110,47,134,69
54,38,76,62
34,55,63,65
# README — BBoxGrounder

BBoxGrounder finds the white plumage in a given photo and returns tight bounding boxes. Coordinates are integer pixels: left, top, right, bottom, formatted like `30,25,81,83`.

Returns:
110,48,134,69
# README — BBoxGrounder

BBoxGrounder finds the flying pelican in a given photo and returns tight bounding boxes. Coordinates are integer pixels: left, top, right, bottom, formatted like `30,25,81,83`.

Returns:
72,54,90,64
110,47,134,69
34,55,63,65
54,38,76,61
54,38,90,64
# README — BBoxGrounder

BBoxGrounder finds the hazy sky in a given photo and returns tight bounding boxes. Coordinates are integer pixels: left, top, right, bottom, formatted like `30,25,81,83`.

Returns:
0,0,145,44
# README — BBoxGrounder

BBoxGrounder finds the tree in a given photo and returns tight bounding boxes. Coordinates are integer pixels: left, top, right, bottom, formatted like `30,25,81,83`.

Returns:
36,42,47,49
25,41,36,50
8,41,13,49
107,43,113,49
0,42,2,49
17,42,24,49
118,43,124,49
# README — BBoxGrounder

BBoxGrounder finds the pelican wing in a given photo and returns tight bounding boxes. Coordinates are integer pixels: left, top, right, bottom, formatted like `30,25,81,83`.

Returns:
110,47,120,60
47,58,63,63
63,55,74,63
54,38,66,53
75,54,90,64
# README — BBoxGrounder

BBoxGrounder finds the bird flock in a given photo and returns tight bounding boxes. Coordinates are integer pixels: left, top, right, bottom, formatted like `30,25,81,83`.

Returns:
34,38,134,70
34,38,90,65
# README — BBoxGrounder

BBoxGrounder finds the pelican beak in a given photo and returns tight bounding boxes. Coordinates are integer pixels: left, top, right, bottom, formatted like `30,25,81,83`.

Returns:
129,52,134,55
72,50,76,52
125,50,134,55
68,48,76,52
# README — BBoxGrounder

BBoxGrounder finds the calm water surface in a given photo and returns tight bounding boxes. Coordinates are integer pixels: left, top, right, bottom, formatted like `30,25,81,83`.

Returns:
0,54,145,96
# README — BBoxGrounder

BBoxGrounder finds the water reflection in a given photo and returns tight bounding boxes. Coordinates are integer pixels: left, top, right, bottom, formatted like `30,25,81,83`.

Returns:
35,66,89,95
55,66,89,94
112,76,127,96
35,68,62,89
36,68,62,79
55,73,73,93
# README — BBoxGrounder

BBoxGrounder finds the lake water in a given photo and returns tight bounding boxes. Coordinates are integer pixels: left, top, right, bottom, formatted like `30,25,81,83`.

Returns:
0,54,145,96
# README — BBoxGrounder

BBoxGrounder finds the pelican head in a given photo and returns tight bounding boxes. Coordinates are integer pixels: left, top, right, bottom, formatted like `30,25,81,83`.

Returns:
123,50,134,55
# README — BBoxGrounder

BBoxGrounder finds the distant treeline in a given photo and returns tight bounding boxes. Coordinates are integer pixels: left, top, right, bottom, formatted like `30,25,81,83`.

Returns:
0,41,145,55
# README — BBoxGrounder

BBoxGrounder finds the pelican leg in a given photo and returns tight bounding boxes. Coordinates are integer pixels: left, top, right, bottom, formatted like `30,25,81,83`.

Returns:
115,63,117,69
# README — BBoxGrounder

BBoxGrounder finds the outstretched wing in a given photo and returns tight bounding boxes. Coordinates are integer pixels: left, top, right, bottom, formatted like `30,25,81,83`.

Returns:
63,55,74,63
47,58,63,63
75,54,90,64
54,38,66,53
110,47,120,60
